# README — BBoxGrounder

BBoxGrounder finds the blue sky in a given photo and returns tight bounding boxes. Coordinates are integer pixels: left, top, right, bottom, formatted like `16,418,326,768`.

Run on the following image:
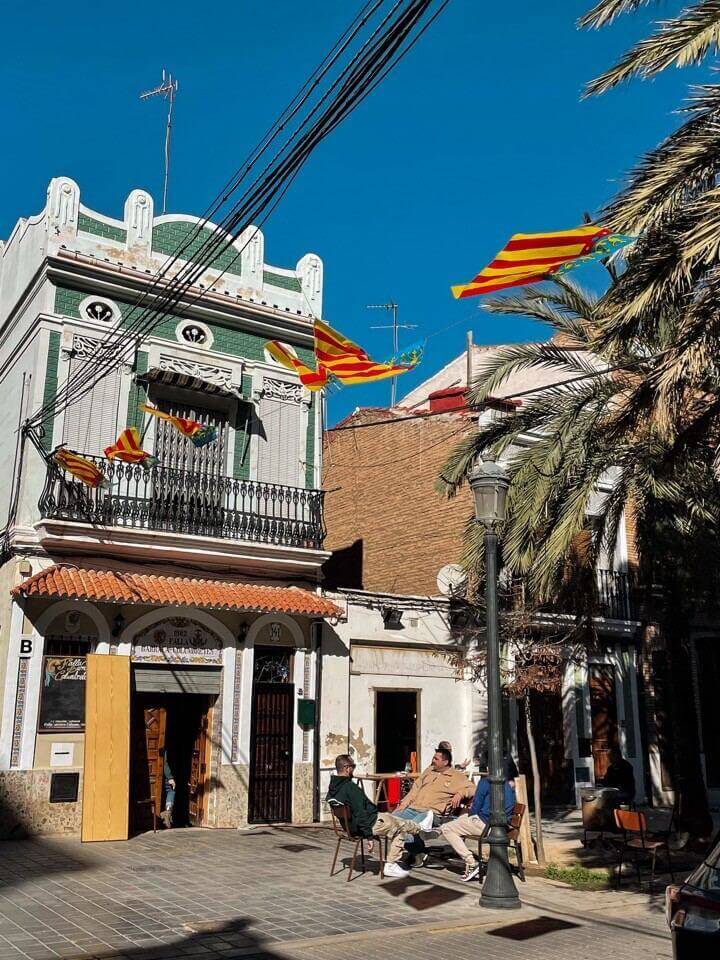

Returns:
0,1,704,423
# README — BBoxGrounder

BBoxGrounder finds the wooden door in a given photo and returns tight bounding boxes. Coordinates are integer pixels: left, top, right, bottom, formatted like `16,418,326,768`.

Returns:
145,705,167,816
589,664,619,781
188,709,209,825
248,683,294,823
82,655,130,842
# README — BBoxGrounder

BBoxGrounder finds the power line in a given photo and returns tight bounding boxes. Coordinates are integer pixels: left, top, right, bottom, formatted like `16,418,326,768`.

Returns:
325,357,655,432
28,1,449,434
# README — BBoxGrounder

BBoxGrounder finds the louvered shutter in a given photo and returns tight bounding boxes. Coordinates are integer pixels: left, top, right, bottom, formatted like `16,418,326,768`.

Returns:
61,357,122,456
257,395,303,487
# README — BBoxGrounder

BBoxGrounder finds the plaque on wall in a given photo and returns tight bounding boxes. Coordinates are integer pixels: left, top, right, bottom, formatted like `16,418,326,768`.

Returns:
132,617,223,665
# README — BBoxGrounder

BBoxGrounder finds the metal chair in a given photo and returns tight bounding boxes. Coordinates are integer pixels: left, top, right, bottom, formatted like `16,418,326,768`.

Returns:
614,808,674,890
477,802,527,882
328,800,366,881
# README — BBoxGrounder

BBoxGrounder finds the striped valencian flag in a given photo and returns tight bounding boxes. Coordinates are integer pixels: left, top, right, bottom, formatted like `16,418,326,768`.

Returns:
140,405,217,448
104,428,158,465
451,225,612,299
53,447,106,488
313,320,411,385
265,341,329,391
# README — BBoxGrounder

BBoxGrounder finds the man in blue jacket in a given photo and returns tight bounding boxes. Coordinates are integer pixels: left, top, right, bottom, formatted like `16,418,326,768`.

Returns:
439,759,517,882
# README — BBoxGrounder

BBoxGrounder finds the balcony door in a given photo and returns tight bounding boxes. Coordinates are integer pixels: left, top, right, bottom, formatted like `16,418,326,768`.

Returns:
152,397,228,536
153,397,227,476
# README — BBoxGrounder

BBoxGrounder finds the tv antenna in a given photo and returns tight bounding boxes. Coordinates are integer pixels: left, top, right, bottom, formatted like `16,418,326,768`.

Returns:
367,301,417,407
140,70,179,214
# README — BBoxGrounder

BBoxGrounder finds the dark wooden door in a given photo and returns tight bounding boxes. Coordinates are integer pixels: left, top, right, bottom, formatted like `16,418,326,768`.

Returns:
589,664,619,781
188,708,208,825
248,683,294,823
131,701,166,831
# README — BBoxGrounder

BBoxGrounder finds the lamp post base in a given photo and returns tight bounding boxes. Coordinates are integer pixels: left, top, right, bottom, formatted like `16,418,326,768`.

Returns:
479,891,523,910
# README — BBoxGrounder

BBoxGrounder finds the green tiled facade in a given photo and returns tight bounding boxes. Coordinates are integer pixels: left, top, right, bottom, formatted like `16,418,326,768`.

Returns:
305,395,316,488
78,213,127,244
53,285,318,486
263,270,301,293
53,286,314,365
126,351,149,431
40,332,61,452
153,221,243,277
233,375,255,481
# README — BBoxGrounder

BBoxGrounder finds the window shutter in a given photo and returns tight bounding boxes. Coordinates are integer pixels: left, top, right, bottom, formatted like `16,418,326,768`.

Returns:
61,356,122,456
257,393,303,487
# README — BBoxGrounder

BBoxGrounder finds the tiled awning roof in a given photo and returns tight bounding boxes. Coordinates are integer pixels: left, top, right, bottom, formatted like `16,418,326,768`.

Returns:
12,565,342,619
136,367,248,400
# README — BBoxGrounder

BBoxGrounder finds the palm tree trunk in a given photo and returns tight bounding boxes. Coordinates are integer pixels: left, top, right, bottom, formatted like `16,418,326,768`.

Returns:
525,692,546,866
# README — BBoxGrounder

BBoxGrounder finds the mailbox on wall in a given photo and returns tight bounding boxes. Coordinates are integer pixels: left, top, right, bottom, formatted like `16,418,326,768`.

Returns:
297,698,316,725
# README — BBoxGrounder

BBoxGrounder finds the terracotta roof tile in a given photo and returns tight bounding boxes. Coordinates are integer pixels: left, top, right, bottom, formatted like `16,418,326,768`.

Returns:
12,565,343,619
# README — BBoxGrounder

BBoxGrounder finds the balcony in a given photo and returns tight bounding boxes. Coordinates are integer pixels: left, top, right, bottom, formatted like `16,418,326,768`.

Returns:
37,454,326,562
500,569,639,623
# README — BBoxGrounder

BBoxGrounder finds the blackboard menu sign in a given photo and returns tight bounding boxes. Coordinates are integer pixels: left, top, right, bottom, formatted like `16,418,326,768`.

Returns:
39,657,86,731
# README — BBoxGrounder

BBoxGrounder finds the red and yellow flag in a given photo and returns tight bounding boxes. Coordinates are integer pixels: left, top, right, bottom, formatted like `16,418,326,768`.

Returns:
104,428,157,465
265,341,329,391
265,320,413,390
53,448,106,488
451,225,611,299
140,405,217,447
313,320,410,385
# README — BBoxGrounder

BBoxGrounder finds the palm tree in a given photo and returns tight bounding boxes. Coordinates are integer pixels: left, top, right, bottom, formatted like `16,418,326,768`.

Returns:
439,276,716,601
439,277,719,837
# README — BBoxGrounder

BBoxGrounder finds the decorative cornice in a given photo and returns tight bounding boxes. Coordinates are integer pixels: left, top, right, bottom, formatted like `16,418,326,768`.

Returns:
47,251,316,344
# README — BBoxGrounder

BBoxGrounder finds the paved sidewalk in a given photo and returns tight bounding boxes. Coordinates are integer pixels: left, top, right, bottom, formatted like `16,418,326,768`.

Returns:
0,826,672,960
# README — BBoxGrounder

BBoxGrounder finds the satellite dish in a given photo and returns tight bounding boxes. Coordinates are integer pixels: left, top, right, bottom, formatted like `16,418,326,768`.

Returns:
436,564,467,598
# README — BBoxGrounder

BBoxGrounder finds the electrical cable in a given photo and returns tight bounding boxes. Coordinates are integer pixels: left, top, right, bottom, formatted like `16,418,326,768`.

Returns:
29,1,446,432
325,356,658,431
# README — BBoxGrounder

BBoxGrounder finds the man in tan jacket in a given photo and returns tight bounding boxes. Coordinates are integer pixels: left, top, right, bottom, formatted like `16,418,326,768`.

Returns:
393,746,475,867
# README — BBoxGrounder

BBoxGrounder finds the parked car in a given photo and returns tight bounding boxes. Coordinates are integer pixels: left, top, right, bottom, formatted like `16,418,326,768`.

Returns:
666,833,720,958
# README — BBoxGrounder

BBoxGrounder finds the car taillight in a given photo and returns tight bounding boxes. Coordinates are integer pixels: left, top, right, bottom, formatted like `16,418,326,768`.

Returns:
666,885,682,926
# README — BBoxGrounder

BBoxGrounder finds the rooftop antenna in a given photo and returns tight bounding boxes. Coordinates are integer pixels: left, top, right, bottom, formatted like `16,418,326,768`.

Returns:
367,301,417,407
140,69,179,214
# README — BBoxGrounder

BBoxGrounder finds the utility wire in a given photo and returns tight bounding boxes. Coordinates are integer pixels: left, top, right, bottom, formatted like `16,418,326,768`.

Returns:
29,1,446,432
325,357,656,432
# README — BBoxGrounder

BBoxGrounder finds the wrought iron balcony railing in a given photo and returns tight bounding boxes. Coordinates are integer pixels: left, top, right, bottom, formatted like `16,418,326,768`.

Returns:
39,454,326,550
499,568,638,621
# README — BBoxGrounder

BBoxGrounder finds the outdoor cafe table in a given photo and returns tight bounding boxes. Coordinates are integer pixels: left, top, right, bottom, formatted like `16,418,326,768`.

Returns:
354,772,420,810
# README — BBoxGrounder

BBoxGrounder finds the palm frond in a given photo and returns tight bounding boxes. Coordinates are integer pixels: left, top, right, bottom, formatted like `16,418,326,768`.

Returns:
604,84,720,235
584,2,720,97
579,0,657,30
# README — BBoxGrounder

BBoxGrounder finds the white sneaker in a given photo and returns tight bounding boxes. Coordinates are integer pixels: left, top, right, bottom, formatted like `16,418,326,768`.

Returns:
383,861,410,879
419,809,434,831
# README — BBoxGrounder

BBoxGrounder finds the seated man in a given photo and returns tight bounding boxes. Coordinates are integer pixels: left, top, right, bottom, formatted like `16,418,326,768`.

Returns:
440,759,517,881
602,747,636,803
393,746,476,866
326,754,433,879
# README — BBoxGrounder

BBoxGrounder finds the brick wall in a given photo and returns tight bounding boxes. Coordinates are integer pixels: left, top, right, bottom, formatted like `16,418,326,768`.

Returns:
322,411,475,595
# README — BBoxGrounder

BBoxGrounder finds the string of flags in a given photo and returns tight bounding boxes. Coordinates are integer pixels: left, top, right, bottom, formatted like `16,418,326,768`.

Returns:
50,218,635,490
266,319,422,392
52,404,218,488
451,225,633,299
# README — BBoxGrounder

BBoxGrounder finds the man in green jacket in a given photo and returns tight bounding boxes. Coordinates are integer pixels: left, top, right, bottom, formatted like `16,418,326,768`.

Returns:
326,754,432,878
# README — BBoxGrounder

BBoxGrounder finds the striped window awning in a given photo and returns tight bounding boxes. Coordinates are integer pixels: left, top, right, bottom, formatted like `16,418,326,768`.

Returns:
136,367,247,400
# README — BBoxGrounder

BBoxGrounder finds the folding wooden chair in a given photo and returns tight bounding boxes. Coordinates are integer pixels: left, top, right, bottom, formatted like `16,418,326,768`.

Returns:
328,800,366,881
614,808,674,890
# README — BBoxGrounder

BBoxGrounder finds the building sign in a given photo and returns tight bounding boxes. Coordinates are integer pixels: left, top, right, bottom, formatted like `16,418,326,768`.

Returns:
39,656,86,731
132,617,223,665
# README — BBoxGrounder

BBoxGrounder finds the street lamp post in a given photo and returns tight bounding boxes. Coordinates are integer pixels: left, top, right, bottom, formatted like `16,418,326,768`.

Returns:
469,456,521,910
